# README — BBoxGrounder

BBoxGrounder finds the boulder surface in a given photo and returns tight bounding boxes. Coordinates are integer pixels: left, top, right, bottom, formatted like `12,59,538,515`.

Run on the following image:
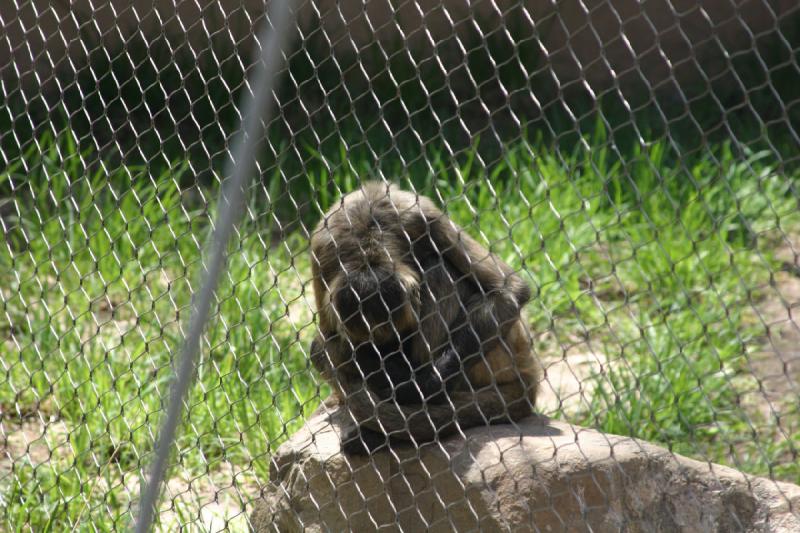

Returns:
251,408,800,532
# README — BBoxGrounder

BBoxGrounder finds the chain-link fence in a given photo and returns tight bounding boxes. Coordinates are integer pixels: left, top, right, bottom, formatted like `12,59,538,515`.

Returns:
2,0,799,531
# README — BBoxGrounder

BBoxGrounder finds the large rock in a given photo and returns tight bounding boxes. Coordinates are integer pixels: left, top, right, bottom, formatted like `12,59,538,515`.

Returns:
251,408,800,532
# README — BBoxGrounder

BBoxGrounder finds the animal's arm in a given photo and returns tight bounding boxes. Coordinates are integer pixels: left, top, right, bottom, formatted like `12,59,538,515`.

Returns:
370,345,462,405
416,209,530,371
309,333,359,386
313,333,462,405
339,378,532,443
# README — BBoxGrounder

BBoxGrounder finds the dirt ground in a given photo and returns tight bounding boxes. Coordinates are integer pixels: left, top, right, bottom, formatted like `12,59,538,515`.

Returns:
537,234,800,475
741,236,800,443
0,414,257,531
2,238,798,529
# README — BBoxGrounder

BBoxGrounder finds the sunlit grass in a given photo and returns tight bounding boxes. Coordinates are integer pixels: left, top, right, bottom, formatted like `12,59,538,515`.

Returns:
1,126,798,529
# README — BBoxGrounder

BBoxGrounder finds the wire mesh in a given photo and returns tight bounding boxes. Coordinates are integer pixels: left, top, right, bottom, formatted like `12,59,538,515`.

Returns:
1,0,799,531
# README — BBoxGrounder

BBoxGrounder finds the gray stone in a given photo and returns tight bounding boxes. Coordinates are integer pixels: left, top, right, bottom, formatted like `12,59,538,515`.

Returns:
250,408,800,532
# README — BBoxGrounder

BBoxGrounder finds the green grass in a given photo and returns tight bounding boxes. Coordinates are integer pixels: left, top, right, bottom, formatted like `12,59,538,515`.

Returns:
1,125,799,530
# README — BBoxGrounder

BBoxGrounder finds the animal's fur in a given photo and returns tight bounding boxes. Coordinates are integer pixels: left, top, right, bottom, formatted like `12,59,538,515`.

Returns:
309,182,540,453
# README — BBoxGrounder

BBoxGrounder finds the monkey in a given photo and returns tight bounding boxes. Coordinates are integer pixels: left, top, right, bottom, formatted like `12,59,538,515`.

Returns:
308,181,541,454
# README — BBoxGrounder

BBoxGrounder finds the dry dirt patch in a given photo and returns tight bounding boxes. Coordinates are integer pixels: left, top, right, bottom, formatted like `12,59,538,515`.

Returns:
741,256,800,438
0,415,71,480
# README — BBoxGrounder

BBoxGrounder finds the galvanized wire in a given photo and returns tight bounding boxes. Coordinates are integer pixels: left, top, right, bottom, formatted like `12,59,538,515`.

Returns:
133,1,296,531
0,0,798,531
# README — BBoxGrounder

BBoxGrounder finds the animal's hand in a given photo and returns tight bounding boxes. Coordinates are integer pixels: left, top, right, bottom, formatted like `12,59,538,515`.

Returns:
433,348,462,384
310,334,359,383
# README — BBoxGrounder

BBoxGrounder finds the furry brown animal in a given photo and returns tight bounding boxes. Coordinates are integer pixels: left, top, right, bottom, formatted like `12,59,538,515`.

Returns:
309,182,540,454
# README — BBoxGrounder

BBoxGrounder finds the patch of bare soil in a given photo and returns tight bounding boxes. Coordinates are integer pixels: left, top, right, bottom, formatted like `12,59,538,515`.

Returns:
742,269,800,429
736,234,800,470
536,236,800,470
537,343,605,418
118,461,259,532
0,409,258,531
0,415,71,480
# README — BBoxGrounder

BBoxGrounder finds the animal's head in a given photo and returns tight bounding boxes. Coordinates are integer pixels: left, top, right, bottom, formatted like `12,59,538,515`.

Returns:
310,182,432,344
